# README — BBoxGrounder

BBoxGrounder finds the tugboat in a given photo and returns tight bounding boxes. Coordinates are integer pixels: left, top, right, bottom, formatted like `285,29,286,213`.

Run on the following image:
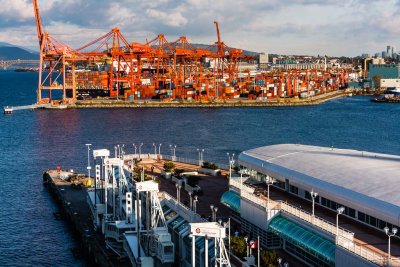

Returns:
371,87,400,103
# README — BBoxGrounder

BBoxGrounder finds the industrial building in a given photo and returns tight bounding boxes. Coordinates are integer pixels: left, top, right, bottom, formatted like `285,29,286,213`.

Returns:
220,144,400,267
368,64,400,87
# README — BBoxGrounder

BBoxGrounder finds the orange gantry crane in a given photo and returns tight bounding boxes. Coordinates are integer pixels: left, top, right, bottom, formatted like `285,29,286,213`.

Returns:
33,1,347,104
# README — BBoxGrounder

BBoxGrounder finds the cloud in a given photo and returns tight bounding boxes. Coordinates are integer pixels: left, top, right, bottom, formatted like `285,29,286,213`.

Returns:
2,0,400,56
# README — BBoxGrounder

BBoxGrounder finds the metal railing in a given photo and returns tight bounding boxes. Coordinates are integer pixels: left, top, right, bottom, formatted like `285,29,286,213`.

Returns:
228,179,400,266
278,201,354,241
337,236,386,266
158,192,205,222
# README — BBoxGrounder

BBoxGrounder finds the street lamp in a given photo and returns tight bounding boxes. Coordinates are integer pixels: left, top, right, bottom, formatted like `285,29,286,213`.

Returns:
152,143,157,156
176,183,182,206
132,143,137,156
336,206,345,244
193,195,198,214
384,226,398,266
210,204,214,221
85,144,92,178
310,189,318,219
244,236,249,257
277,258,282,267
117,144,120,158
197,148,204,166
170,144,177,160
139,143,143,159
121,144,125,158
249,240,255,256
227,152,235,179
265,176,276,212
188,192,193,210
214,206,218,222
114,145,117,158
158,143,162,155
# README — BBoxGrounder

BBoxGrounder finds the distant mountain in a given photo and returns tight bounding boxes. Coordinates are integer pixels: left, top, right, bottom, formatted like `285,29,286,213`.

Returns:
189,43,259,57
0,43,39,60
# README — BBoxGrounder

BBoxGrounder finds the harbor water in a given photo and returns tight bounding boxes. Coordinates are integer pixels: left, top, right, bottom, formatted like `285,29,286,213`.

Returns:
1,71,400,266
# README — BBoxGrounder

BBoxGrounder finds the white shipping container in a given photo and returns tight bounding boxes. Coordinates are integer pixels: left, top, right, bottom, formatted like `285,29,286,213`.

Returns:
141,78,151,85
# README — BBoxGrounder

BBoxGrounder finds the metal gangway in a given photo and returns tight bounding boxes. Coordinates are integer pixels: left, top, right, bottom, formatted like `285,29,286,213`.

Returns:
3,104,50,114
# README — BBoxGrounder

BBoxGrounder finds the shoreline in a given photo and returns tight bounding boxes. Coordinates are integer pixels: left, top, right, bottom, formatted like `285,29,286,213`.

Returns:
69,91,350,109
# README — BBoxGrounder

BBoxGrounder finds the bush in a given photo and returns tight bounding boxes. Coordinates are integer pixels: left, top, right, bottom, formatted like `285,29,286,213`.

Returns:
202,161,218,170
260,250,278,266
173,168,185,177
230,236,246,258
163,162,175,172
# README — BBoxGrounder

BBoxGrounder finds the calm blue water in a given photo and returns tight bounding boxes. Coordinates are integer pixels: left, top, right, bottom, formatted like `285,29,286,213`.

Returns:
1,71,400,266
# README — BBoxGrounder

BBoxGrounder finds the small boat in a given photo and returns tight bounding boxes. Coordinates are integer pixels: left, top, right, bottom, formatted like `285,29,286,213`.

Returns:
3,106,13,114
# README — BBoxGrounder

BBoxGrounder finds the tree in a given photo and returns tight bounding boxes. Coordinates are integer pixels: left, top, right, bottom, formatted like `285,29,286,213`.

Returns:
372,75,382,89
230,236,246,258
260,249,278,266
163,162,175,172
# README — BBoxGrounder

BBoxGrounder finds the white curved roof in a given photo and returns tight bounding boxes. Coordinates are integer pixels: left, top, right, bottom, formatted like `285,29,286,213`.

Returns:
238,144,400,225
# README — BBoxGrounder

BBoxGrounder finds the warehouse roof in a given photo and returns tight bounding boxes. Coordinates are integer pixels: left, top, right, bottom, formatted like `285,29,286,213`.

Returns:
238,144,400,221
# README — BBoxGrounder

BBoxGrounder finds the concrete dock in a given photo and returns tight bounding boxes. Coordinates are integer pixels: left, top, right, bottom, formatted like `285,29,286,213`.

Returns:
43,170,127,267
43,162,233,266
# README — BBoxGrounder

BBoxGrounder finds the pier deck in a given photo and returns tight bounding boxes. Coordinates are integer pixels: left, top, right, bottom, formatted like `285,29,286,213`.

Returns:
44,170,126,267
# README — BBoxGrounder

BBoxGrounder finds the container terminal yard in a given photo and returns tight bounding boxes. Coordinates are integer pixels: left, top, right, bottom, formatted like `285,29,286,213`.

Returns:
44,144,400,267
28,0,350,109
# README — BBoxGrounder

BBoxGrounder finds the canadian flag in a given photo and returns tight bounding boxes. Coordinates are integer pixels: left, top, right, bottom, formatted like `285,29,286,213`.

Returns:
250,240,257,249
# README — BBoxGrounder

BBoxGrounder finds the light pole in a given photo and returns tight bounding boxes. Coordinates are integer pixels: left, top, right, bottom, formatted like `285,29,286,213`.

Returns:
197,148,204,166
85,144,92,178
176,183,182,206
121,144,125,158
114,145,117,158
132,143,137,156
158,143,162,155
336,206,345,244
210,204,214,221
265,176,276,212
384,226,398,266
152,143,157,156
214,206,218,222
139,143,143,159
170,144,177,160
244,236,249,257
193,195,198,214
227,152,235,179
117,144,120,158
277,257,282,267
249,240,255,256
311,189,318,222
188,192,193,210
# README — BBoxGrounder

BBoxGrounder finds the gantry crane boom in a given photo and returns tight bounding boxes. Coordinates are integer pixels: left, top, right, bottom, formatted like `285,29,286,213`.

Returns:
214,21,224,56
33,0,44,47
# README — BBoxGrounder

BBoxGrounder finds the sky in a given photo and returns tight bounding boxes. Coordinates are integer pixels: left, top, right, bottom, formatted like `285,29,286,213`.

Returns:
1,0,400,56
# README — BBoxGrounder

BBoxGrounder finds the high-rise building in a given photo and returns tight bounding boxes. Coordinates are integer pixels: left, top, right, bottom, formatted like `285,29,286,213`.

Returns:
387,45,392,58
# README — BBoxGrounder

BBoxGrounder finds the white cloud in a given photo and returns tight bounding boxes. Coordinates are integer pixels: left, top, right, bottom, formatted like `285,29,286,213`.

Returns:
2,0,400,56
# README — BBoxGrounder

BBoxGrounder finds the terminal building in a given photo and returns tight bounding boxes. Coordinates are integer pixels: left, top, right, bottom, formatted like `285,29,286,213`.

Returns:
220,144,400,267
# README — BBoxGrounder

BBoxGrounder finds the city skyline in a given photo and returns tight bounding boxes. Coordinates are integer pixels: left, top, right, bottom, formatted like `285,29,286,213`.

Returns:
1,0,400,56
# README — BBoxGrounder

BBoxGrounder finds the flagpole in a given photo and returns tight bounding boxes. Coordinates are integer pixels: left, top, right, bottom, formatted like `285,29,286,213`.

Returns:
257,235,260,267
